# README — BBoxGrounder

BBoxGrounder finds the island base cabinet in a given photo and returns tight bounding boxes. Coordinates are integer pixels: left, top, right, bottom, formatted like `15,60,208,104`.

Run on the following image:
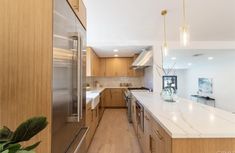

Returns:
150,116,172,153
172,139,235,153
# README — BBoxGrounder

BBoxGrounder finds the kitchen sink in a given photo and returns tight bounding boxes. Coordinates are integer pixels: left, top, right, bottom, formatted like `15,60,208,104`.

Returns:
86,92,100,109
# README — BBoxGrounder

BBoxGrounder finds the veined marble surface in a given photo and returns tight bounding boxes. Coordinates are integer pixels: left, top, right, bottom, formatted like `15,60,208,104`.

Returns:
132,91,235,138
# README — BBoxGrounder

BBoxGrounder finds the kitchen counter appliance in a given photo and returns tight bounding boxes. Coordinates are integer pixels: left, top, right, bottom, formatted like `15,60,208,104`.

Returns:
135,100,144,132
124,87,150,123
52,0,87,152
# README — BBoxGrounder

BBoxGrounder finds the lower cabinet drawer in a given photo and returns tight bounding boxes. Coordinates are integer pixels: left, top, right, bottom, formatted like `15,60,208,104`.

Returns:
150,117,172,153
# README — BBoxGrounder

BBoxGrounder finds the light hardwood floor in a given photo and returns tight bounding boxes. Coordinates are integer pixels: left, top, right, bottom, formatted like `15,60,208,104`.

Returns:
87,109,142,153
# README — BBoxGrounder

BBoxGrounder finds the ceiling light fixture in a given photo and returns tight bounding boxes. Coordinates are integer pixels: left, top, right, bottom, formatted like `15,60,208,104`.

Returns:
180,0,190,47
113,49,119,52
161,10,168,56
188,62,192,66
208,57,214,60
114,54,119,57
171,57,176,60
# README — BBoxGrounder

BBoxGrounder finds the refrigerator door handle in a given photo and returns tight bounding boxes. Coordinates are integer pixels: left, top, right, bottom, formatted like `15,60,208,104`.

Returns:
78,36,83,120
70,33,82,122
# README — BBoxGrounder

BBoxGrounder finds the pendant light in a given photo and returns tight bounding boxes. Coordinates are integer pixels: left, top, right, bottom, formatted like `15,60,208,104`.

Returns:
161,10,168,56
180,0,190,47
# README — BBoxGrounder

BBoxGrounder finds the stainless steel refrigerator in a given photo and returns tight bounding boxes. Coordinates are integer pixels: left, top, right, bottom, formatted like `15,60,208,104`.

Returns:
52,0,87,152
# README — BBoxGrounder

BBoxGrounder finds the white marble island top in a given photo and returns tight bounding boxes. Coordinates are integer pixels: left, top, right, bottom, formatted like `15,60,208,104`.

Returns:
132,91,235,138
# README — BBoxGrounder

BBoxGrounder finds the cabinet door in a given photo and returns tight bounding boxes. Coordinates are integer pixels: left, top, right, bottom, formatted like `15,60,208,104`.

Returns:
143,111,152,153
110,88,125,107
67,0,87,28
126,58,134,77
151,132,165,153
134,69,144,77
150,117,172,153
115,58,128,76
91,49,100,76
85,102,93,150
92,106,99,128
104,89,112,107
99,58,106,76
86,47,100,76
105,58,128,77
105,58,116,77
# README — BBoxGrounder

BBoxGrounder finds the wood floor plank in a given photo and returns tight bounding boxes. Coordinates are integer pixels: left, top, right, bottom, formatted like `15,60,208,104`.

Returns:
87,109,142,153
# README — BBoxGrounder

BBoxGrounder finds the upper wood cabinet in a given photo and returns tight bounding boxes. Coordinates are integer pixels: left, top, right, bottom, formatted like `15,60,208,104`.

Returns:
98,58,106,76
86,48,144,77
105,58,128,77
86,47,100,76
68,0,87,29
105,57,144,77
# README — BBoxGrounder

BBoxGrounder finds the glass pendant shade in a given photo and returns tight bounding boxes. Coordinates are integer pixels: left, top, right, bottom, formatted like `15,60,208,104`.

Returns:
162,42,168,56
180,25,190,47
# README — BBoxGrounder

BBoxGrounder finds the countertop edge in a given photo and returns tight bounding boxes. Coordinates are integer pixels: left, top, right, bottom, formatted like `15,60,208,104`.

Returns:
132,92,235,139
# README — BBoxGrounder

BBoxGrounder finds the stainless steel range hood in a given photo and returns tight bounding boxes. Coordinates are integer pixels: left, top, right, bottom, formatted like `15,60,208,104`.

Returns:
132,49,153,69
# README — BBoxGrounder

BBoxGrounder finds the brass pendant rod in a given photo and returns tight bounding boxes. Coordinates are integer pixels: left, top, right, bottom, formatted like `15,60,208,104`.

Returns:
183,0,186,25
161,10,167,44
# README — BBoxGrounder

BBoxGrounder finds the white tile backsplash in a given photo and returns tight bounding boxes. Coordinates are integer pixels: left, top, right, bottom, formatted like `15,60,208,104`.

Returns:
87,77,144,88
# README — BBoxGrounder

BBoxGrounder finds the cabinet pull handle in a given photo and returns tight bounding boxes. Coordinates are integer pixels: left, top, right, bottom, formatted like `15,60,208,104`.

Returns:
145,115,150,121
110,89,112,99
149,135,152,153
153,129,164,140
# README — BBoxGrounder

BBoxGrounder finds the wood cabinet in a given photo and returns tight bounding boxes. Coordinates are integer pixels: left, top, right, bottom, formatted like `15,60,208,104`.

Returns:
104,58,116,77
98,58,106,76
85,101,99,150
86,47,100,76
142,110,152,153
105,57,144,77
86,50,144,77
150,116,172,153
0,0,53,152
134,108,235,153
103,88,126,107
67,0,87,29
85,101,93,150
99,91,105,121
105,58,128,77
0,0,86,152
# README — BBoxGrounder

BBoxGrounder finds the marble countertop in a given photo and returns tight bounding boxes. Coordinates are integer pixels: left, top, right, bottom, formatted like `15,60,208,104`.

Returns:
86,87,129,99
132,91,235,138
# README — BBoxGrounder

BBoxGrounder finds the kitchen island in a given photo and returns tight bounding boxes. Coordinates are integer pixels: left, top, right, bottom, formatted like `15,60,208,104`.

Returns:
131,91,235,153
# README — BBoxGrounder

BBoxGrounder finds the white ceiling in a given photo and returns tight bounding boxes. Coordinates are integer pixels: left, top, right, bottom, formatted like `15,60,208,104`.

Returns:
92,46,151,57
86,0,235,56
164,49,235,69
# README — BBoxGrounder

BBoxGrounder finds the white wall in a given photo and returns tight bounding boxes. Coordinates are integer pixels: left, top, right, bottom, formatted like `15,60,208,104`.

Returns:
152,45,163,93
144,66,153,90
175,60,235,113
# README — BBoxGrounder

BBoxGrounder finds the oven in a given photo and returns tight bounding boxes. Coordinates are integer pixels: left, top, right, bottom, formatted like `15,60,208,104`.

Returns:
124,89,132,123
135,100,144,132
124,87,150,123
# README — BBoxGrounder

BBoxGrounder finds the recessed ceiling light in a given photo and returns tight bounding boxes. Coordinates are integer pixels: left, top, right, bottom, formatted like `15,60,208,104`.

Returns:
171,57,176,60
113,49,119,52
188,63,192,66
114,54,119,57
208,57,214,60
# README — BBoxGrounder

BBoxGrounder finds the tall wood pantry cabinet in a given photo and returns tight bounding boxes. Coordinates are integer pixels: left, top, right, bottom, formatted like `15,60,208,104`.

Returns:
0,0,86,152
